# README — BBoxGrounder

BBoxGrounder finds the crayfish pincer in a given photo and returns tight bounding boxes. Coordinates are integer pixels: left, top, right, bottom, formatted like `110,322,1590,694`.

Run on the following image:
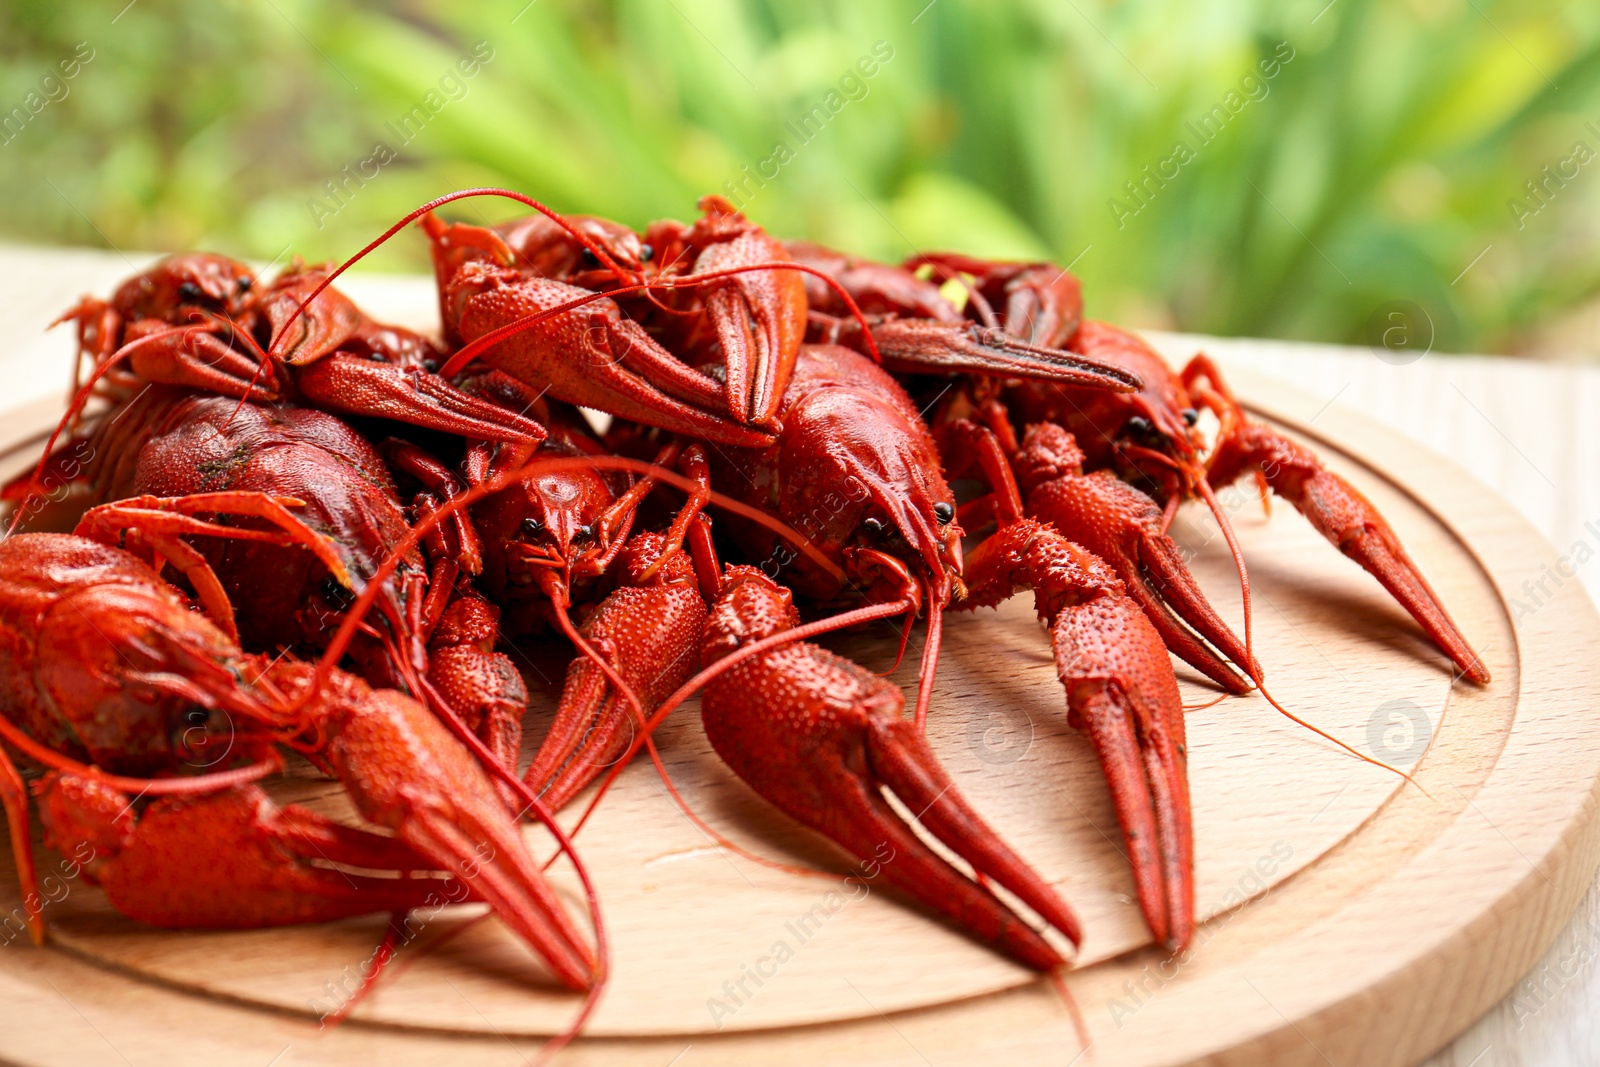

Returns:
0,531,599,991
960,518,1194,951
696,566,1083,971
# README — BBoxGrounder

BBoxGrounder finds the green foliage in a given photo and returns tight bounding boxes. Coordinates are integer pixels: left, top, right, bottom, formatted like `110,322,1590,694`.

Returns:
3,0,1599,352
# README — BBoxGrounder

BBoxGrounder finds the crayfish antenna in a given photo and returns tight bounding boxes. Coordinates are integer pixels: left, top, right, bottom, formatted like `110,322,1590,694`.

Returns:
566,595,921,842
912,598,943,730
1194,476,1257,689
269,187,646,362
1049,969,1092,1056
321,911,408,1027
1253,679,1429,795
306,452,846,721
6,326,174,537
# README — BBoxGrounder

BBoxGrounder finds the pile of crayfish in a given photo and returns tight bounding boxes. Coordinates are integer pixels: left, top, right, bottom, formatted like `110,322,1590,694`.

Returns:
0,187,1488,1026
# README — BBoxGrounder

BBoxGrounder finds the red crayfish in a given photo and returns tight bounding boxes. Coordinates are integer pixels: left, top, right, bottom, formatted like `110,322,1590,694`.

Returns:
0,184,1491,1042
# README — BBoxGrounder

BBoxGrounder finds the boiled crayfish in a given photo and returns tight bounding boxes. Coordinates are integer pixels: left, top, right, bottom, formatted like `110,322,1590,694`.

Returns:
1,184,1488,1035
0,504,598,990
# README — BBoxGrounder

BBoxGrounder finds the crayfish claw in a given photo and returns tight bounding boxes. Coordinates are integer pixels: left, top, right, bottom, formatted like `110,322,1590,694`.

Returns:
523,533,708,810
963,519,1195,951
699,567,1079,971
1054,594,1195,951
1068,662,1195,952
867,714,1084,952
1208,420,1490,685
35,775,468,928
871,319,1142,392
1013,422,1257,693
308,676,601,990
1130,519,1259,692
295,353,547,445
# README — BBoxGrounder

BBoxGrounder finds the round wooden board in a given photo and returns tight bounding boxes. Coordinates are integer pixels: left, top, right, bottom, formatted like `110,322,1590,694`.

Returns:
0,312,1596,1067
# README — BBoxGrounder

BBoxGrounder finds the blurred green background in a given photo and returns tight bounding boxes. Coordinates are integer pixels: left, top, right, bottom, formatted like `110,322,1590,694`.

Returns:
4,0,1600,357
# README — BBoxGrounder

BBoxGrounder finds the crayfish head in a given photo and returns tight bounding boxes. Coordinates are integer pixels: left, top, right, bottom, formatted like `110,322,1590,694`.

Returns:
495,211,647,284
113,253,256,324
34,581,277,776
777,382,961,608
1006,319,1205,494
478,446,619,615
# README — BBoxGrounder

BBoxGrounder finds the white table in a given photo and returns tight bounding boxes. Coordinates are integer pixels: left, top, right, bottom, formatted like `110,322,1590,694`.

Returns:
1,244,1595,1066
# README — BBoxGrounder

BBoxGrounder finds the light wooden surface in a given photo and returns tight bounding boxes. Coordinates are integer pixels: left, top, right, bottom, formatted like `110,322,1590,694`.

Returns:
0,246,1596,1065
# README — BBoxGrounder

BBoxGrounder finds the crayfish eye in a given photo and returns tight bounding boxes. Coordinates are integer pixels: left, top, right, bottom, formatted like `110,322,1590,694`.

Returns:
578,247,600,268
932,502,955,525
177,281,204,302
236,275,253,292
862,517,888,537
1181,408,1199,426
1126,415,1154,436
520,517,545,538
639,243,654,263
574,523,596,542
